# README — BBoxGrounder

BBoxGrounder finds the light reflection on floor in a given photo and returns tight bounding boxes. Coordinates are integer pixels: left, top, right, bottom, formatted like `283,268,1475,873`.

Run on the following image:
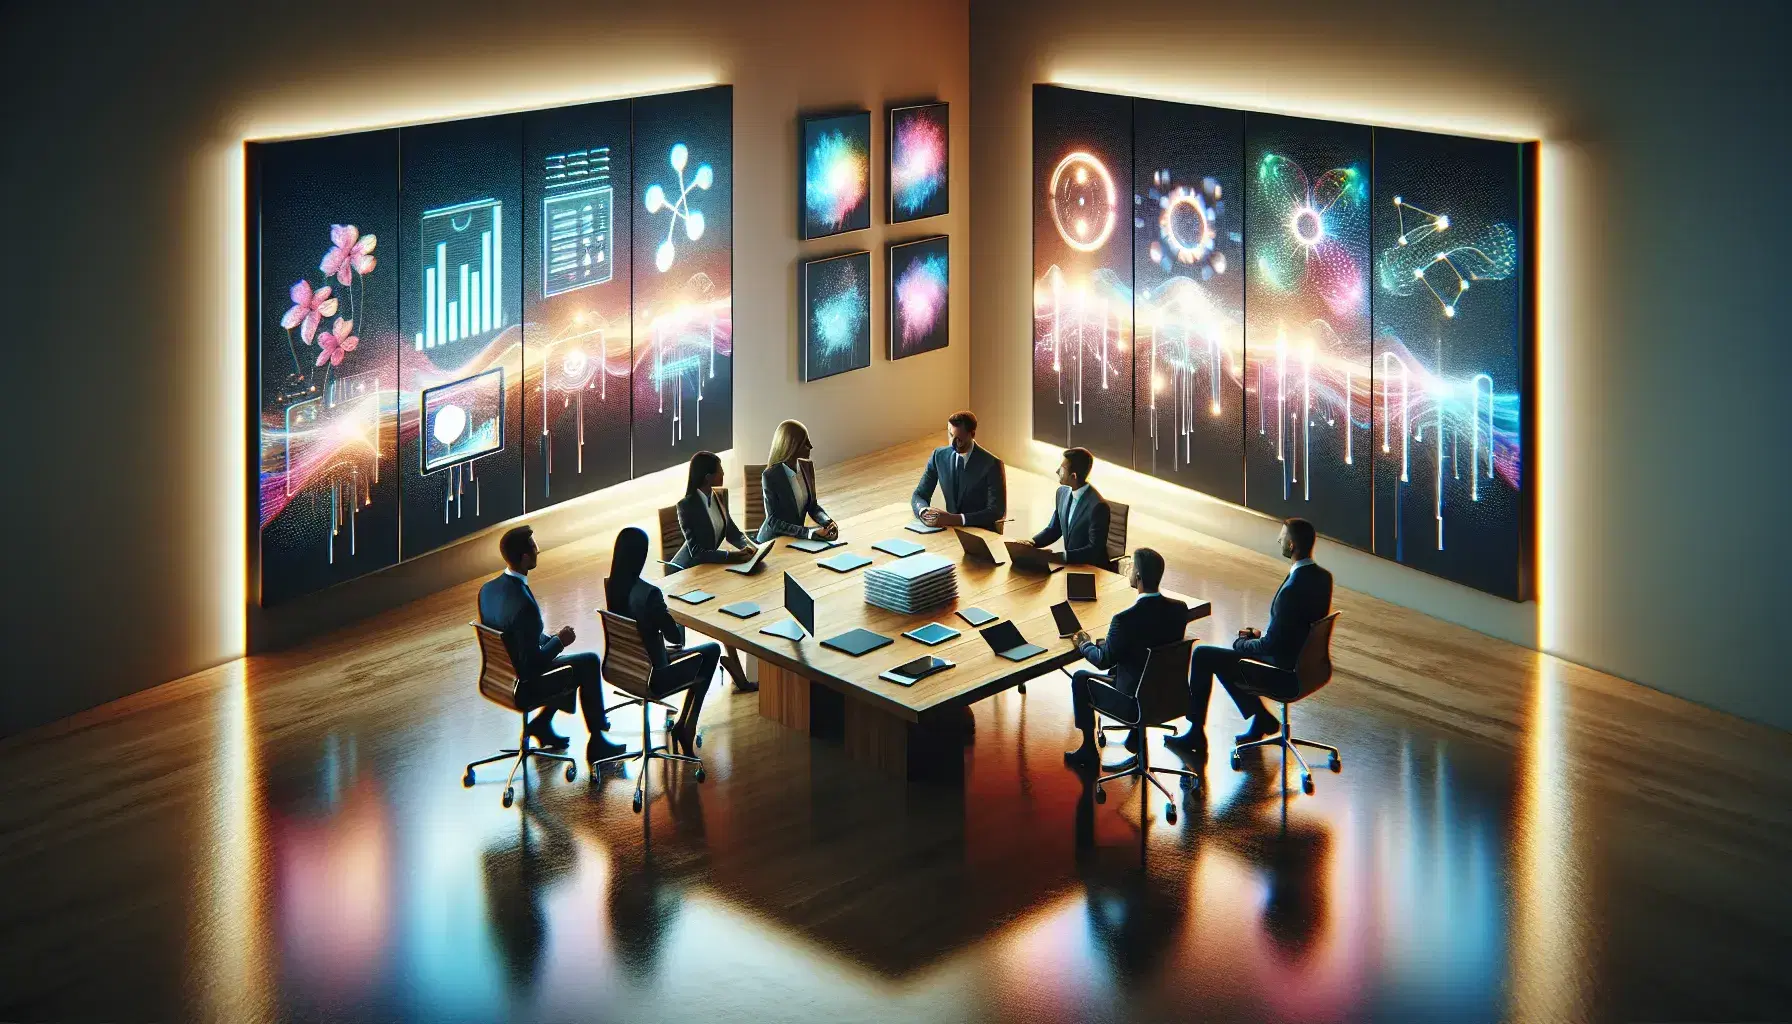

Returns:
187,667,1539,1024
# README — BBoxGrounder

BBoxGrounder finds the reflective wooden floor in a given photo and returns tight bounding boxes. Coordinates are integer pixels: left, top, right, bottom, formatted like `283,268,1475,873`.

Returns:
3,440,1790,1022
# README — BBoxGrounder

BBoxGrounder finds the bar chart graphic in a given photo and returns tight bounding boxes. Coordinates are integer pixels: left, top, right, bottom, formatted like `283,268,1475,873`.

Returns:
542,147,613,296
414,198,506,350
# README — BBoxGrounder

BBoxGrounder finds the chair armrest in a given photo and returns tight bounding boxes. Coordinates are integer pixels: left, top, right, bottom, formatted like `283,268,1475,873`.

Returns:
1085,678,1142,726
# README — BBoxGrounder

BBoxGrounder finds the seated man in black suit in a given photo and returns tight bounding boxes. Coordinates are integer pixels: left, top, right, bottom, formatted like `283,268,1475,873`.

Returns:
1017,446,1111,568
911,409,1008,530
478,526,624,764
1063,547,1189,772
1167,518,1333,757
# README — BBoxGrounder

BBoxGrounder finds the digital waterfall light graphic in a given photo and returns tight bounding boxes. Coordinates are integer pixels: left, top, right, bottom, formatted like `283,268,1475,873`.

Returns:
1248,317,1370,502
1377,198,1519,318
894,252,948,350
643,142,713,273
639,274,730,443
1253,154,1367,316
805,129,868,233
1033,264,1130,433
891,110,947,218
1137,276,1242,467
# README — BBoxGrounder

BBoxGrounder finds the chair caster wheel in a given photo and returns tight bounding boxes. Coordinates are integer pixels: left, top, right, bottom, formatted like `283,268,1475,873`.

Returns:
502,787,515,808
1017,682,1027,694
1302,775,1315,795
564,763,577,782
695,732,703,748
694,767,706,782
1329,753,1341,772
1165,804,1177,825
664,711,676,730
1094,786,1106,805
1095,731,1106,748
632,793,643,813
1230,752,1242,771
462,770,475,788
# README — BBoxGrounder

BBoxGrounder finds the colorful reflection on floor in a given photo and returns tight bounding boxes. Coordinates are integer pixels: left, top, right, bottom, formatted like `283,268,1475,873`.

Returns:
173,662,1572,1024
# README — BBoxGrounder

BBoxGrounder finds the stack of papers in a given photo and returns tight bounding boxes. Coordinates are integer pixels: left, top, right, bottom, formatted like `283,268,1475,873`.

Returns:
863,553,958,615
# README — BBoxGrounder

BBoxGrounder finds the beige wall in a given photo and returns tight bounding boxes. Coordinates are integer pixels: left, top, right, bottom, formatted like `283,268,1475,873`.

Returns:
969,0,1791,728
0,0,969,734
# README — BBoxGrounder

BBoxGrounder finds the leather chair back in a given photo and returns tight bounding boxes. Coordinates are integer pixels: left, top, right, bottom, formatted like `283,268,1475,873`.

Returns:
657,505,684,564
600,610,656,700
471,622,523,710
1105,501,1130,570
743,465,767,534
1293,612,1341,701
1135,638,1196,726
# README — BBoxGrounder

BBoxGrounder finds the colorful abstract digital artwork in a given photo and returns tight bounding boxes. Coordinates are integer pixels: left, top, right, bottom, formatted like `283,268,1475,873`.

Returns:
888,235,949,360
1031,86,1532,599
253,86,733,605
801,250,872,382
801,111,871,240
1132,99,1245,503
1243,114,1374,550
1371,128,1526,598
254,129,401,607
523,99,633,510
631,86,733,475
888,102,949,223
1031,86,1135,464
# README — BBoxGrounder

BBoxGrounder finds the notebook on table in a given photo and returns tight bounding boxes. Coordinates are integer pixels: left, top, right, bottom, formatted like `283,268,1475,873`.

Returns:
957,606,998,626
820,627,893,657
720,601,761,619
902,622,960,646
872,538,927,558
672,589,714,604
726,538,776,575
818,552,873,573
906,521,945,534
789,537,847,553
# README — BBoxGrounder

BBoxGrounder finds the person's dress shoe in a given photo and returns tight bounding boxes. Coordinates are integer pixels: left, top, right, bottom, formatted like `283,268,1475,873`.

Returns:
1163,729,1207,758
526,715,570,750
1063,746,1099,773
1234,714,1279,745
586,735,627,766
733,678,760,694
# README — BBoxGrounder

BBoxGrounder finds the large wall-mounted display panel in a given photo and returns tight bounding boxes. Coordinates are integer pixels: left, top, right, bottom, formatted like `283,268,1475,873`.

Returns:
397,114,526,559
252,86,733,605
631,86,733,476
523,100,634,511
1031,85,1134,464
1030,86,1531,600
252,130,402,607
1132,99,1245,504
1371,128,1527,599
1242,113,1373,550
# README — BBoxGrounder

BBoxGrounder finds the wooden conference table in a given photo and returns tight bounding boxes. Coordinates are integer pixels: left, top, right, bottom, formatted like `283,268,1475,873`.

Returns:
657,502,1212,782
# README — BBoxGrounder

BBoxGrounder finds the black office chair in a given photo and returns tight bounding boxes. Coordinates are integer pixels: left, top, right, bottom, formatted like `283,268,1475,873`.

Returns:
1230,612,1343,795
1087,638,1201,823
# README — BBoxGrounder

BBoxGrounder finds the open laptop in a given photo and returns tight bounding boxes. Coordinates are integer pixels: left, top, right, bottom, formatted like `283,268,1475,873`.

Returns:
953,528,1003,565
979,619,1046,662
759,571,812,640
1004,541,1063,575
726,538,776,575
1050,600,1082,638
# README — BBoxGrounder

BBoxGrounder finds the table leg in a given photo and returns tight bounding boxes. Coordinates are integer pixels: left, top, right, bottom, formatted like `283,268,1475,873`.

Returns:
758,662,810,731
845,700,966,783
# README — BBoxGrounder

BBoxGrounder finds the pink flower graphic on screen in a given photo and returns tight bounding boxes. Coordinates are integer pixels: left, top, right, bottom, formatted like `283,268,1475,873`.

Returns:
281,280,338,344
320,224,378,286
316,318,358,367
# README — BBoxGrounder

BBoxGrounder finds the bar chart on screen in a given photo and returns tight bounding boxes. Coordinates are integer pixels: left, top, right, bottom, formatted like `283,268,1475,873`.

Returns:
414,198,506,350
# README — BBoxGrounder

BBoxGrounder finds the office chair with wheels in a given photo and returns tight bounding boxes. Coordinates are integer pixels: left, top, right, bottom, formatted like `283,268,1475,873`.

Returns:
1230,612,1343,795
597,611,708,815
464,623,580,808
1088,638,1201,823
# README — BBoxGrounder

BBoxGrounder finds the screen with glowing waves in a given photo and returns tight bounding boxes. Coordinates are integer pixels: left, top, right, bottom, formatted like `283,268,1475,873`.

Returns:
1031,85,1532,600
252,86,733,606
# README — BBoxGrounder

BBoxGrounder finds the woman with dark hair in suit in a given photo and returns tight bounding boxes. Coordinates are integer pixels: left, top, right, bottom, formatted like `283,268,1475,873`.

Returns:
667,452,759,693
605,527,721,753
755,419,839,543
670,451,757,570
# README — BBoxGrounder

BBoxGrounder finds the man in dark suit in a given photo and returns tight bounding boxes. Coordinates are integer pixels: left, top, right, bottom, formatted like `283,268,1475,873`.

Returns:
912,410,1008,530
478,526,623,763
1019,446,1111,567
1063,548,1189,772
1167,518,1333,758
